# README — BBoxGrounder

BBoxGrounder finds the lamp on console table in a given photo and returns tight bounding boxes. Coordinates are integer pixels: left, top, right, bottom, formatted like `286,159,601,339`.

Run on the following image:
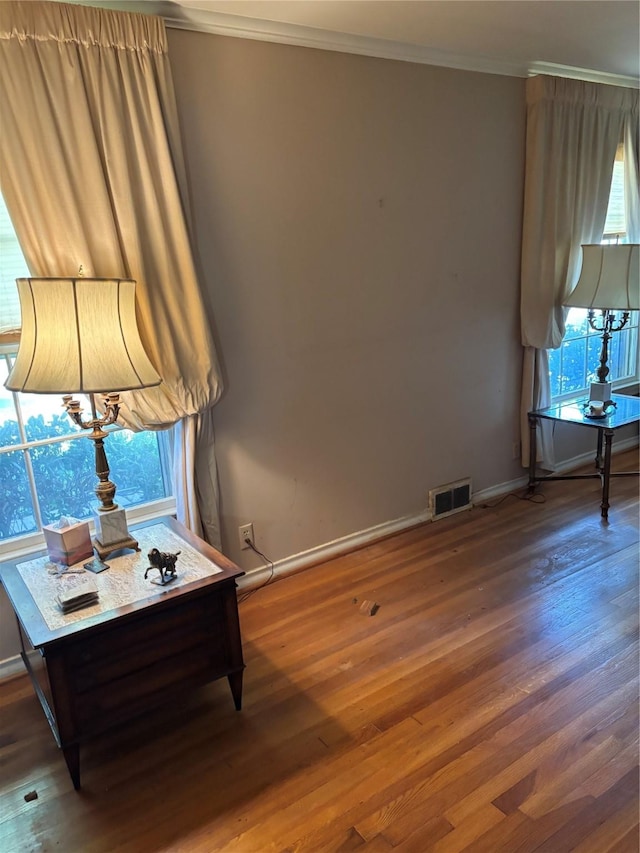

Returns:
4,274,161,560
564,244,639,405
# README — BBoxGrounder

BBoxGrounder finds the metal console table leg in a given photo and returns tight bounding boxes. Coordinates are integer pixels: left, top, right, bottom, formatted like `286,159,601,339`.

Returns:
527,413,537,492
601,428,614,519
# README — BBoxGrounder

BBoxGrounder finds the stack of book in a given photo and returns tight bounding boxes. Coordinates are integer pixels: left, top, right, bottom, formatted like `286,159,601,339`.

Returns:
56,576,99,614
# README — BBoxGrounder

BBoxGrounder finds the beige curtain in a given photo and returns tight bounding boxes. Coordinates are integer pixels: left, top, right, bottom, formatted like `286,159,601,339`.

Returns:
623,118,640,242
0,1,224,545
519,75,639,468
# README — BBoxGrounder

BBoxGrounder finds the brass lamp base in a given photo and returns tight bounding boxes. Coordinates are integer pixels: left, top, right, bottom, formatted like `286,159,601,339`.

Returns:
92,534,140,561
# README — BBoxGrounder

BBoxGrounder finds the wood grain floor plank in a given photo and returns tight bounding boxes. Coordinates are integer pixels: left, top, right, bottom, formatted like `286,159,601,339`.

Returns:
0,447,637,852
470,797,592,853
570,739,640,802
570,792,640,853
533,767,638,852
446,672,638,825
429,803,505,852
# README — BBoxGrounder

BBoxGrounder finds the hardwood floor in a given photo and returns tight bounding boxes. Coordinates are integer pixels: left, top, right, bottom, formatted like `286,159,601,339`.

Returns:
1,449,638,852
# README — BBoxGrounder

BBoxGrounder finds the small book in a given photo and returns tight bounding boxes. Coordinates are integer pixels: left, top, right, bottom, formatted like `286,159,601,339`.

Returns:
56,576,99,614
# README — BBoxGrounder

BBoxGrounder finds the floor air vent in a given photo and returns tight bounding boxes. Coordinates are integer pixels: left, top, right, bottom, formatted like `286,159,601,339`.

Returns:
429,478,472,520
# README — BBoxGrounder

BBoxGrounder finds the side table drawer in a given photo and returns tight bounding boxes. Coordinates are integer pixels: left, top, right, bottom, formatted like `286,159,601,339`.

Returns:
61,593,234,734
73,644,225,729
67,595,224,672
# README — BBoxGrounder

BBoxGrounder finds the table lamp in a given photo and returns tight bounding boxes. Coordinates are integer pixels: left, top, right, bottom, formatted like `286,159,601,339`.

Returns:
564,244,639,404
4,275,161,559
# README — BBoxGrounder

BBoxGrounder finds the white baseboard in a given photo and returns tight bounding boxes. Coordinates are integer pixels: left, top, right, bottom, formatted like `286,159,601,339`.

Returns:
239,436,639,591
473,434,639,504
0,655,26,682
238,508,432,590
556,434,638,471
472,475,529,504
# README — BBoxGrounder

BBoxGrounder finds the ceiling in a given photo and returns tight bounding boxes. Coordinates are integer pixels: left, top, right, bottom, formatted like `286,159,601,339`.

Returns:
157,0,640,83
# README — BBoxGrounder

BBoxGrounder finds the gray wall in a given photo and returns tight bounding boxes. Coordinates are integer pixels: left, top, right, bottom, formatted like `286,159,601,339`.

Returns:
9,33,631,666
168,31,526,567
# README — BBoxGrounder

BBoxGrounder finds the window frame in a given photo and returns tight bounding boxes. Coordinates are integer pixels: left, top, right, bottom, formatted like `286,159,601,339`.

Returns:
0,352,176,561
1,189,176,559
0,343,176,562
549,154,639,404
549,301,640,405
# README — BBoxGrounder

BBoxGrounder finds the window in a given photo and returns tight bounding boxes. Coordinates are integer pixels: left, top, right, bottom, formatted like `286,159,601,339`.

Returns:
0,194,174,552
549,154,639,401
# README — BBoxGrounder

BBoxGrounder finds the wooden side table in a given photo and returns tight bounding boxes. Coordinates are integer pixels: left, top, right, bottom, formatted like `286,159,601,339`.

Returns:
528,393,640,519
0,516,245,789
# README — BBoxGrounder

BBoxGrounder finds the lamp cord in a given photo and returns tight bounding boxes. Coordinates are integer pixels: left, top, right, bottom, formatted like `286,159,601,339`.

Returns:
238,540,275,603
478,487,546,508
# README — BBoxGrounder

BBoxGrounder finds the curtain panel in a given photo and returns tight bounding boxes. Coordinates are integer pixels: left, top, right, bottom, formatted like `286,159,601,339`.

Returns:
0,0,224,545
519,75,639,467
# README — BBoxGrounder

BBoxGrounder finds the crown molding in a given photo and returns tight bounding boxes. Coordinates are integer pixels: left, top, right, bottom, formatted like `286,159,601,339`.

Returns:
164,9,640,85
65,1,640,86
160,7,529,78
528,62,639,89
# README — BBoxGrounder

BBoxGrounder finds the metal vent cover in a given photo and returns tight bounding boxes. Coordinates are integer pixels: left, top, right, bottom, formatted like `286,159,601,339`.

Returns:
429,478,472,520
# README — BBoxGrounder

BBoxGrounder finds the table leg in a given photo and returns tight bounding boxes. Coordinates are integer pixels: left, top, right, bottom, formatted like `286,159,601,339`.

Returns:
228,670,243,711
601,428,614,519
595,427,604,471
63,744,81,790
527,414,537,491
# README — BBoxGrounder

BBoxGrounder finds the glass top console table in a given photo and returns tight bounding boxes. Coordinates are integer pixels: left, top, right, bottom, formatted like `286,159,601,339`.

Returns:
528,393,640,519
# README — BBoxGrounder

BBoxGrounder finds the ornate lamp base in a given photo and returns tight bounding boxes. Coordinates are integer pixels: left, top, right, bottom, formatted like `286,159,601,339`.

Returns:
93,508,140,560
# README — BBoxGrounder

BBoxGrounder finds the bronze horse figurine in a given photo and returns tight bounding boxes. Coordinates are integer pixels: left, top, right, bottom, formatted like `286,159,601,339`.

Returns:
144,548,181,584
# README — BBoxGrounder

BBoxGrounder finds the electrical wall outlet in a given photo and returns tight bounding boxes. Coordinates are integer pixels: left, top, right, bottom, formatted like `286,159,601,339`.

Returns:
512,441,521,460
238,523,254,550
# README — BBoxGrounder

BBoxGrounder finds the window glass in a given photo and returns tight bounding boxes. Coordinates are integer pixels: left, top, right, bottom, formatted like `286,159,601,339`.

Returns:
0,449,36,538
560,337,588,396
22,395,80,443
0,357,20,446
0,349,172,542
603,157,625,236
0,195,173,546
31,437,96,525
550,153,639,402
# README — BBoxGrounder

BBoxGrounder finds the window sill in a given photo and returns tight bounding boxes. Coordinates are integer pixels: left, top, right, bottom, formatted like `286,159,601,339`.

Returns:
0,497,177,563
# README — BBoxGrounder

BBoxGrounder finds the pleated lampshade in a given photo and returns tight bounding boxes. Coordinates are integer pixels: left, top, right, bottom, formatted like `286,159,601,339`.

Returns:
565,244,640,310
5,277,161,394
